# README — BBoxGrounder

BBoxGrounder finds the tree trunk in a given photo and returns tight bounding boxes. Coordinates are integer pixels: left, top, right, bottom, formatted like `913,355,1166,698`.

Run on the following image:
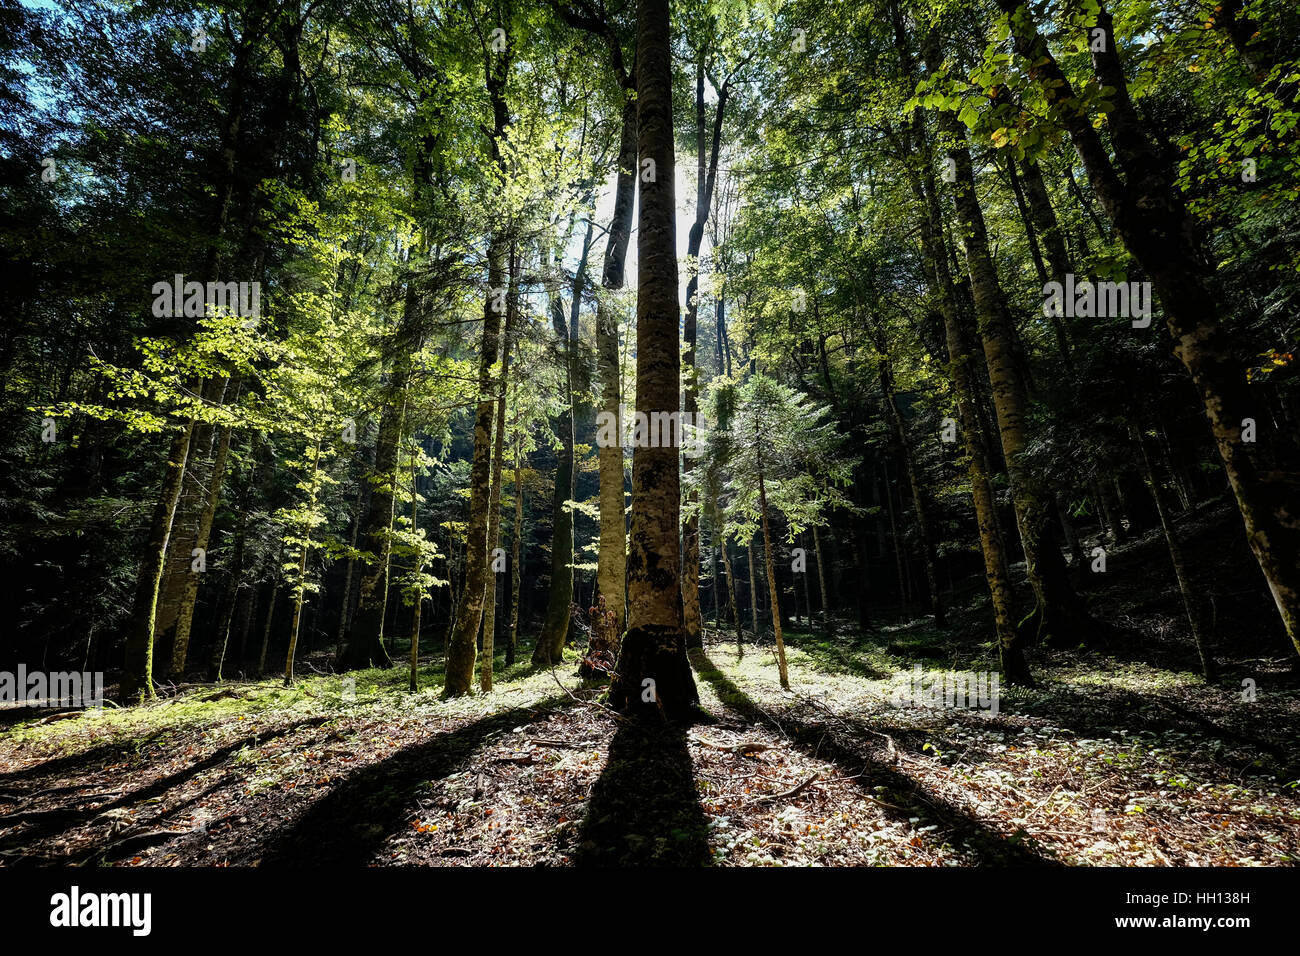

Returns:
1010,155,1074,367
534,247,579,665
409,460,422,692
257,557,280,676
596,95,637,637
283,439,321,686
121,419,195,700
758,462,790,690
681,54,730,650
880,356,945,626
334,463,368,663
720,535,743,656
608,0,699,720
208,459,253,681
445,237,506,694
481,244,516,691
928,34,1087,649
170,377,241,676
444,48,511,695
508,431,524,668
890,34,1031,679
813,524,830,631
882,460,909,609
799,533,812,627
1136,426,1217,679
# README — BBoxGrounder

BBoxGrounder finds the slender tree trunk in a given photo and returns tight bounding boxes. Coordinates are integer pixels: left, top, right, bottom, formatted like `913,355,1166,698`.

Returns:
596,96,637,636
758,462,790,690
1009,156,1074,368
446,239,506,693
720,536,743,656
882,461,909,609
258,558,280,676
508,434,524,668
799,533,812,627
681,55,730,651
880,357,945,626
121,419,195,700
891,41,1030,679
409,460,422,692
208,463,252,681
535,224,592,663
234,581,257,674
1136,426,1217,679
534,339,575,662
334,468,367,663
481,245,516,691
283,440,321,686
813,524,830,631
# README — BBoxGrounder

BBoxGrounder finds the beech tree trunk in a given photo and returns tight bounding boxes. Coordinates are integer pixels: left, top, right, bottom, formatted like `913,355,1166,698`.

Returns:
927,32,1087,650
681,52,729,650
596,95,637,637
444,43,511,696
890,19,1031,680
813,523,830,631
445,237,505,694
508,431,524,668
121,419,195,700
758,461,791,690
608,0,699,720
170,377,241,676
481,246,516,691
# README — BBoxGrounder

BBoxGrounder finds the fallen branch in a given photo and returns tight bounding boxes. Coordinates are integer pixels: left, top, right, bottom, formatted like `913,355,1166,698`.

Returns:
692,737,776,756
548,653,628,725
27,710,86,726
526,737,590,749
797,694,898,763
752,772,820,804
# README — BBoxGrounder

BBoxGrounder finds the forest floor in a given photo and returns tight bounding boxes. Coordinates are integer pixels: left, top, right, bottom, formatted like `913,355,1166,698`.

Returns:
3,503,1298,866
1,625,1298,867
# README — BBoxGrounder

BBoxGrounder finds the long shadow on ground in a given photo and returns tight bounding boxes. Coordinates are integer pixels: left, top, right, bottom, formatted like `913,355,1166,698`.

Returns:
0,715,332,859
572,719,710,867
253,697,573,866
690,648,1057,866
0,728,178,787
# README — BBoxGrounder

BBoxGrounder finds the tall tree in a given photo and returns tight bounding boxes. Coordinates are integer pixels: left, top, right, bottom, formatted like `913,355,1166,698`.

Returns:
608,0,698,720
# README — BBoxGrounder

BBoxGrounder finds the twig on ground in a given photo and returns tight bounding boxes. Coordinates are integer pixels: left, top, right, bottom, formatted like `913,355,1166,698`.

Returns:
691,737,776,756
752,772,821,804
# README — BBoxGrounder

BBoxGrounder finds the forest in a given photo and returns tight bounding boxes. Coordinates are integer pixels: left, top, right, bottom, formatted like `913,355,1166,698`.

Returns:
0,0,1297,878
